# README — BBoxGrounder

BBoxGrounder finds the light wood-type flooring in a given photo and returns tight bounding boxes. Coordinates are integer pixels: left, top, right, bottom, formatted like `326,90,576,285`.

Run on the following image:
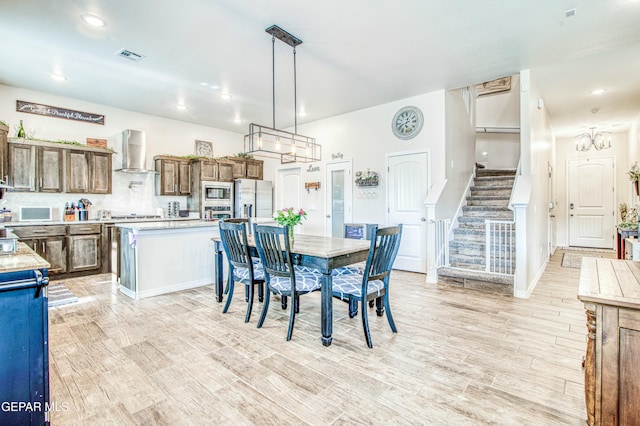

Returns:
47,249,611,425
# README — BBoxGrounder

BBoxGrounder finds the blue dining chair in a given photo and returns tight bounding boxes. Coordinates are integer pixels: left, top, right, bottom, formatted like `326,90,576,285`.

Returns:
252,224,322,341
331,224,403,348
218,220,265,323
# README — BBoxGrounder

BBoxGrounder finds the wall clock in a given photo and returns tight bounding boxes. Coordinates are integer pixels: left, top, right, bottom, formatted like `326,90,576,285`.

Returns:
392,106,423,140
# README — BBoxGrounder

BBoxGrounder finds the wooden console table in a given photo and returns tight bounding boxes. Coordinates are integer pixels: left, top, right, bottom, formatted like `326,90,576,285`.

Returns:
578,257,640,425
616,227,637,259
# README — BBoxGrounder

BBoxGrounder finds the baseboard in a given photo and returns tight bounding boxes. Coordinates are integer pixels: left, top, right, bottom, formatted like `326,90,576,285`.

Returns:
514,257,548,298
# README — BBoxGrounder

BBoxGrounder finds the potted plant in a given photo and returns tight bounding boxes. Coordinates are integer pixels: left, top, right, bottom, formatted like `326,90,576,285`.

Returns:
628,163,640,196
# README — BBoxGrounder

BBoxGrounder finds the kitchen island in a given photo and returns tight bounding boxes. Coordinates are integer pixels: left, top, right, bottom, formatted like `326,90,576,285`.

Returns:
117,220,219,299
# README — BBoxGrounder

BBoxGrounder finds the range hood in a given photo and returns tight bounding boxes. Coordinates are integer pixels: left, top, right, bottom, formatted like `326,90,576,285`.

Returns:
116,129,155,173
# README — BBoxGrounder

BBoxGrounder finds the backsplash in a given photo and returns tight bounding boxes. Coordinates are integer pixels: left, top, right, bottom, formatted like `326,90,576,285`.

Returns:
0,172,188,222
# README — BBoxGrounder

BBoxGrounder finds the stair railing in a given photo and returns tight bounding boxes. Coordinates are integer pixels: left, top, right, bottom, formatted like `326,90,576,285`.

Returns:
432,218,451,269
485,219,515,275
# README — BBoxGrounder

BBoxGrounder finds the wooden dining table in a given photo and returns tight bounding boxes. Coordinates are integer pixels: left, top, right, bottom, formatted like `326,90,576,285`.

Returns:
212,231,371,346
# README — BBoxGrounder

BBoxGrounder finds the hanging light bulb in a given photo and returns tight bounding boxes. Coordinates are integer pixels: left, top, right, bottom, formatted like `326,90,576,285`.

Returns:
275,136,281,151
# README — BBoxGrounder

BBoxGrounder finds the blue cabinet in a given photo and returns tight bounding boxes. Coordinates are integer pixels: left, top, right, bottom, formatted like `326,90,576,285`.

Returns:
0,268,49,425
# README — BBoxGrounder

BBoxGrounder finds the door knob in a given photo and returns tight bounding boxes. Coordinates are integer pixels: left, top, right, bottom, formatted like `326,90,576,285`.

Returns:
326,215,331,218
569,203,574,209
420,218,426,222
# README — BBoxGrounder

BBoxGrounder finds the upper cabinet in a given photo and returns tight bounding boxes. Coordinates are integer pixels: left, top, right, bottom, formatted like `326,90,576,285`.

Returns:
0,124,8,183
226,157,263,180
154,155,191,196
7,138,112,194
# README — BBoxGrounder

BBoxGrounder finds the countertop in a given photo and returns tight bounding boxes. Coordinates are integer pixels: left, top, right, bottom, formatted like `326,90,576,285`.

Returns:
116,220,219,231
4,217,202,227
0,242,50,273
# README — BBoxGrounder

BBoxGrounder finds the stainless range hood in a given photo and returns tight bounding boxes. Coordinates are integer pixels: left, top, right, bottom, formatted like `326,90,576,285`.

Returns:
116,129,155,173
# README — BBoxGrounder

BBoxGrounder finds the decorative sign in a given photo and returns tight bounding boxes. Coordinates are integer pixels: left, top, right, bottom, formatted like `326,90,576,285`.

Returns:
476,76,511,96
307,164,320,173
305,182,321,192
331,152,343,160
16,100,105,125
195,140,214,158
355,170,379,187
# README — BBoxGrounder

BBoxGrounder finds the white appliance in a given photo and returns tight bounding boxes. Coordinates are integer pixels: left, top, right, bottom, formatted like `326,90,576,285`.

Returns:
234,179,273,219
19,206,52,222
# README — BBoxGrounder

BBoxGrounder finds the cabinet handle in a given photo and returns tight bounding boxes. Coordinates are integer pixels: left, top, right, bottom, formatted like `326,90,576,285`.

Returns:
40,177,43,188
41,241,45,253
32,230,47,234
33,243,37,252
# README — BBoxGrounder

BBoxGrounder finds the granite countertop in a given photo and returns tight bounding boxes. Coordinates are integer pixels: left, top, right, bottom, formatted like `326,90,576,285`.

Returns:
0,242,50,273
5,217,202,227
116,220,219,231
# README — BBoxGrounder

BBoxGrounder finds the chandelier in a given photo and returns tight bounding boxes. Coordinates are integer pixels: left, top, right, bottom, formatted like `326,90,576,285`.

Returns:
244,25,321,164
575,127,612,151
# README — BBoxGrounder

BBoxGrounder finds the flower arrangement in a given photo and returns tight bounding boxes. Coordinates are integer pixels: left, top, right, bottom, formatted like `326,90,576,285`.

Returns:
273,207,307,227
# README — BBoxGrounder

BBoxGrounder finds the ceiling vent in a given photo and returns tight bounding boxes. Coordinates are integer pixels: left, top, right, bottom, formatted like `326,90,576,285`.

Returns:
565,8,576,18
115,48,145,61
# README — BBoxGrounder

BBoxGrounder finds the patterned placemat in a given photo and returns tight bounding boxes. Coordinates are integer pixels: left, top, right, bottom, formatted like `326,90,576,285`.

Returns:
48,283,78,308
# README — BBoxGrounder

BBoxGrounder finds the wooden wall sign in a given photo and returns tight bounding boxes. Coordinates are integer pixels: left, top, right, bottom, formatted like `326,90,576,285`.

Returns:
16,100,105,125
476,76,512,96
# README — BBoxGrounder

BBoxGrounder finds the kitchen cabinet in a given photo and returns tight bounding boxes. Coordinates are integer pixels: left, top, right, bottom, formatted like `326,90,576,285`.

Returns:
7,138,111,194
191,158,218,181
216,159,235,182
12,225,67,275
9,143,64,192
67,224,101,273
226,156,264,180
66,150,113,194
154,155,191,196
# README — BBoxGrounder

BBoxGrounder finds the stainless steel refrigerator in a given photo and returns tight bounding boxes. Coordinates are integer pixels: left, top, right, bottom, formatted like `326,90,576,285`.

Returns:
234,179,273,218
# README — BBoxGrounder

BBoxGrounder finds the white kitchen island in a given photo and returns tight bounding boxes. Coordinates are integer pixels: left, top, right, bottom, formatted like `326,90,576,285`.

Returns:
116,220,219,299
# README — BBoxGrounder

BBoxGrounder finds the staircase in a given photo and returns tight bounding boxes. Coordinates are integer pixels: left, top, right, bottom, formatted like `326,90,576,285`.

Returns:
438,168,516,294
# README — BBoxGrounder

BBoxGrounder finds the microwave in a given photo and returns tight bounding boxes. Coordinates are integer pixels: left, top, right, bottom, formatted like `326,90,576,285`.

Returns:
203,182,232,201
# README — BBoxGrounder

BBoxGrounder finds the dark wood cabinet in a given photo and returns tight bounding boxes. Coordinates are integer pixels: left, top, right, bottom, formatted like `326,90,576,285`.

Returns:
154,155,191,195
0,124,8,183
7,138,111,194
12,225,67,275
226,156,264,180
67,234,100,272
191,159,218,181
245,158,264,180
216,159,235,182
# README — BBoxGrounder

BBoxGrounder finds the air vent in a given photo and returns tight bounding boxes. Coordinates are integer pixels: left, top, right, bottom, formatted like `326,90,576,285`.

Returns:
565,8,576,18
115,48,145,61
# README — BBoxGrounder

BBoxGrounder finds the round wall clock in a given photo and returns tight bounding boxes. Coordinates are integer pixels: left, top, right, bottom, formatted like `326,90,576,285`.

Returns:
391,106,423,140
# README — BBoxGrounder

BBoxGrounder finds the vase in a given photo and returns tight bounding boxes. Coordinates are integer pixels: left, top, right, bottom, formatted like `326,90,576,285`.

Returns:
288,226,295,243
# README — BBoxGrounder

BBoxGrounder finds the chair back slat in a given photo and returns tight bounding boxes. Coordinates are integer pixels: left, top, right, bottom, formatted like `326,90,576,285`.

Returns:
364,225,403,282
219,221,251,271
253,224,293,279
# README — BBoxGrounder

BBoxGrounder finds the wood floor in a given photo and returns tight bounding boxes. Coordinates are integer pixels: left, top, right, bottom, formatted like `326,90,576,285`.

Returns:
47,249,608,425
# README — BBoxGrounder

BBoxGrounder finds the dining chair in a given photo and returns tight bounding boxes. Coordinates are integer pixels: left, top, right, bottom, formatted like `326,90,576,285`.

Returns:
252,224,322,341
218,220,265,323
331,224,403,348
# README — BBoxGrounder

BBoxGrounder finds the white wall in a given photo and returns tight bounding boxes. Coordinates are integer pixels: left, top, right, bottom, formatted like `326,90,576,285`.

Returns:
436,88,476,220
519,70,554,294
293,90,446,235
475,74,520,169
0,84,247,219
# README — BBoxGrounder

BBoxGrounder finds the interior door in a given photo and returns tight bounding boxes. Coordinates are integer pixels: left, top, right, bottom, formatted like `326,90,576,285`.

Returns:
568,157,615,248
276,166,302,231
325,161,353,237
387,151,428,272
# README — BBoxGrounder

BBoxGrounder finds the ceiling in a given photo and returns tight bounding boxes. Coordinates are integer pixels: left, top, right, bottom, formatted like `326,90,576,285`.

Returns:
1,0,640,139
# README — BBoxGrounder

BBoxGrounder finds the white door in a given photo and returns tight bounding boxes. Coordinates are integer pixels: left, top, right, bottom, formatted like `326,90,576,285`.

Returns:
568,157,615,249
325,161,353,237
276,166,302,222
387,151,429,272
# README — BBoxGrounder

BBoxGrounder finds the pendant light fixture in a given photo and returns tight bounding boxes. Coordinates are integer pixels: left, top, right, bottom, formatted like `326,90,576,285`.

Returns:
575,127,612,151
244,25,321,164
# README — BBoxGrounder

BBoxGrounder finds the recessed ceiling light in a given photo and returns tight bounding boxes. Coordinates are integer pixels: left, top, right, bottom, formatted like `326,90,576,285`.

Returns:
175,104,188,111
233,118,242,123
81,14,106,27
590,89,606,95
50,73,66,82
220,93,232,100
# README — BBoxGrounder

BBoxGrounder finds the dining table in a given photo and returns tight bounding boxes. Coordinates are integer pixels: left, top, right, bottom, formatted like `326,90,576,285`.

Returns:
212,231,371,346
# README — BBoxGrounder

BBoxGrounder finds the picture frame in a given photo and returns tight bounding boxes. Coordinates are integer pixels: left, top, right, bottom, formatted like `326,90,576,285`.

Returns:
195,140,214,158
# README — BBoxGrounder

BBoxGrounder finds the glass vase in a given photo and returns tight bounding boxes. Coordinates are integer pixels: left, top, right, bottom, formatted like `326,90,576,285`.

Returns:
288,226,295,243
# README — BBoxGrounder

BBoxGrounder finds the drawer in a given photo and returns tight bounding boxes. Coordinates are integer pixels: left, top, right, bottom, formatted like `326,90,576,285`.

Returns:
67,224,101,235
12,225,66,238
